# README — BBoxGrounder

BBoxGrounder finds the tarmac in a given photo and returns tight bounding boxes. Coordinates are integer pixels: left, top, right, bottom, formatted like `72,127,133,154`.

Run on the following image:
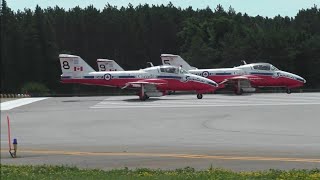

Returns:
1,93,320,171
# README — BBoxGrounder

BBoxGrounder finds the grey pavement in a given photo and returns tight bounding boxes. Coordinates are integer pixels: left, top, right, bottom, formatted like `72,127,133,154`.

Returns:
1,93,320,171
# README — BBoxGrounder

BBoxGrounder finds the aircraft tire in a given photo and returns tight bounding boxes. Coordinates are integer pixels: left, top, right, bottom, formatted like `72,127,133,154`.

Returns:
167,91,176,95
139,95,148,101
286,88,291,94
197,94,203,99
234,88,243,95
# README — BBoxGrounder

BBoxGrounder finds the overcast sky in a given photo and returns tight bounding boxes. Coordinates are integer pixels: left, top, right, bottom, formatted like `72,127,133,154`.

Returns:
6,0,320,17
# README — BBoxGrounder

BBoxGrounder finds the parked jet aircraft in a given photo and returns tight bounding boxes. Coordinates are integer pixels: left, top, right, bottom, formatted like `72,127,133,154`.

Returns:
161,54,306,95
59,54,218,100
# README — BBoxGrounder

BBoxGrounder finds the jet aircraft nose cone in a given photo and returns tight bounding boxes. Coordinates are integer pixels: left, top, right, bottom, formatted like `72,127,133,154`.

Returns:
189,74,218,87
295,74,306,84
208,80,218,87
200,76,218,87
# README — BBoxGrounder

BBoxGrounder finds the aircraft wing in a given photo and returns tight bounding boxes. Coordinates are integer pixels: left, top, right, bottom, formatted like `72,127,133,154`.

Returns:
219,75,263,85
121,80,167,89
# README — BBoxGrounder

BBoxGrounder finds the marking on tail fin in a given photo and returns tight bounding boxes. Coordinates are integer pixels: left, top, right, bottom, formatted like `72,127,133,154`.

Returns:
62,61,70,69
74,66,83,71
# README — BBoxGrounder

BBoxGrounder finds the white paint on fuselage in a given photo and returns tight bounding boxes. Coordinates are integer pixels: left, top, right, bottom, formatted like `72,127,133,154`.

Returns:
188,63,305,85
189,68,244,76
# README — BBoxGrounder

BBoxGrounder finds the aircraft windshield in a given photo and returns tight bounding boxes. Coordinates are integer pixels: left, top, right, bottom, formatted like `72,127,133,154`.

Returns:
252,64,280,71
160,67,179,74
179,67,188,74
253,64,271,71
160,66,189,74
270,65,279,71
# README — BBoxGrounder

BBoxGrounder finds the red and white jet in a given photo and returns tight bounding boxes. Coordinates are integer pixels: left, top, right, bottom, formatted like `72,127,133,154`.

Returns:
59,54,218,100
161,54,306,95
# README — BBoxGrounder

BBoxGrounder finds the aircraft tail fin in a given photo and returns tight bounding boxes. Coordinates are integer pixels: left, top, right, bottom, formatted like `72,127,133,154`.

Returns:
97,59,124,71
160,54,196,70
59,54,95,77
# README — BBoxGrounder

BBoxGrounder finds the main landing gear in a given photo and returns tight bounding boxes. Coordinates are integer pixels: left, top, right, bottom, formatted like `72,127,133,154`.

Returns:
234,88,243,95
286,88,291,94
234,80,244,95
197,94,203,99
139,94,149,101
139,84,148,101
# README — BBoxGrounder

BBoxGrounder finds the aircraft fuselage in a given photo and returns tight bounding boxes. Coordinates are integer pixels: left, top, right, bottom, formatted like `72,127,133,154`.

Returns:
189,64,306,89
61,66,217,93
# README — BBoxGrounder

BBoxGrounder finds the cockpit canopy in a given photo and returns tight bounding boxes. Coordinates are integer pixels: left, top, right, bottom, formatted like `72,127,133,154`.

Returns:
160,66,189,74
252,63,279,71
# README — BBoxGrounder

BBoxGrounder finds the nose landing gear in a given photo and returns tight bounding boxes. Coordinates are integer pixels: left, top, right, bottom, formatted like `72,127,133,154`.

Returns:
139,94,149,101
139,84,148,101
234,88,243,95
286,88,291,94
197,94,203,99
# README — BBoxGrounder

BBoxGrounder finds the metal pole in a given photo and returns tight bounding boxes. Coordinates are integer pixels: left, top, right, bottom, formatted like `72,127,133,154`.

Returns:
7,116,12,151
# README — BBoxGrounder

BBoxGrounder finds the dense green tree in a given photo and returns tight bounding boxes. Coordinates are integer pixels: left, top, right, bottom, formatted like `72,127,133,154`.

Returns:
1,0,319,94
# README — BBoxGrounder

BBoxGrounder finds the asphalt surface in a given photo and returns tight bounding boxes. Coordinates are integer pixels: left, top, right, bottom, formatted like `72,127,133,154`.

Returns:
1,93,320,171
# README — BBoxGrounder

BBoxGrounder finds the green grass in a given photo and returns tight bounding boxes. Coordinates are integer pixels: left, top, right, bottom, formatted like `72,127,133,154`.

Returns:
1,164,319,180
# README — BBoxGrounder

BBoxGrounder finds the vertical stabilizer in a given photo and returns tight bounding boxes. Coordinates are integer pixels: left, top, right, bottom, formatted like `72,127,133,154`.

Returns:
160,54,195,70
97,59,124,71
59,54,95,78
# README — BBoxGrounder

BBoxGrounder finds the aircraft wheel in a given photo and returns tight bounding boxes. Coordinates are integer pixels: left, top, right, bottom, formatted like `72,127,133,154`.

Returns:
197,94,203,99
235,88,243,95
286,88,291,94
168,91,176,95
139,95,148,101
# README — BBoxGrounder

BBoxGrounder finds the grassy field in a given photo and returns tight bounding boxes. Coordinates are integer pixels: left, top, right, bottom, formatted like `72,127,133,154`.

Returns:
1,164,320,180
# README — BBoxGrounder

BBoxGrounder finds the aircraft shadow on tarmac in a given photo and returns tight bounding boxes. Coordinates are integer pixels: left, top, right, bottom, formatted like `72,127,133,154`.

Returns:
123,98,182,102
168,92,257,99
114,94,254,102
215,93,253,96
62,99,103,103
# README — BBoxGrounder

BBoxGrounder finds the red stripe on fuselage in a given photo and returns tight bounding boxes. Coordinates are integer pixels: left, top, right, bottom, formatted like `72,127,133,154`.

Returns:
61,78,215,92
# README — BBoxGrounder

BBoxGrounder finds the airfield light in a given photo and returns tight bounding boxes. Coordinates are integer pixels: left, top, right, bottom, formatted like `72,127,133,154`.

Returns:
12,138,18,158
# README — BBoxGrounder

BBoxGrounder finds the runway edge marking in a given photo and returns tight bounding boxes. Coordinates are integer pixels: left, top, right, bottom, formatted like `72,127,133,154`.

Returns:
1,98,49,111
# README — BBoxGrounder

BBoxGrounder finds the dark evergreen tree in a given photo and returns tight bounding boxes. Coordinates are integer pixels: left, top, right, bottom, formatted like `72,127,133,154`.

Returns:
1,1,319,94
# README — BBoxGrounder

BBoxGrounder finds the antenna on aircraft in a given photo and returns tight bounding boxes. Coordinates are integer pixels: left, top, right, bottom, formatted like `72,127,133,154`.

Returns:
147,62,154,67
241,60,247,65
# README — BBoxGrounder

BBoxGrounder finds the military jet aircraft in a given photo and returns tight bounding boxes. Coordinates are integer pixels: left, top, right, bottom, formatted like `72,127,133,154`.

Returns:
59,54,218,100
161,54,306,95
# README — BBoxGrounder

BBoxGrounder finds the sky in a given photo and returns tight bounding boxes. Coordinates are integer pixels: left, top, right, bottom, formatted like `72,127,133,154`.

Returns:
6,0,320,17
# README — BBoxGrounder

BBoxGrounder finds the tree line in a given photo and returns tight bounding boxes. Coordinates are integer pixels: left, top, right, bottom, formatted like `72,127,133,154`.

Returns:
1,0,320,94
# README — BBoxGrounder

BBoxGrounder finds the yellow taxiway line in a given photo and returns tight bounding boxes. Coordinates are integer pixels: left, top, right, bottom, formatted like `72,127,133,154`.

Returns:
1,149,320,163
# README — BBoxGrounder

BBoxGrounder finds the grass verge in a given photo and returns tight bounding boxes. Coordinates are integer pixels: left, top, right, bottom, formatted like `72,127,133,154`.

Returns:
1,164,320,180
